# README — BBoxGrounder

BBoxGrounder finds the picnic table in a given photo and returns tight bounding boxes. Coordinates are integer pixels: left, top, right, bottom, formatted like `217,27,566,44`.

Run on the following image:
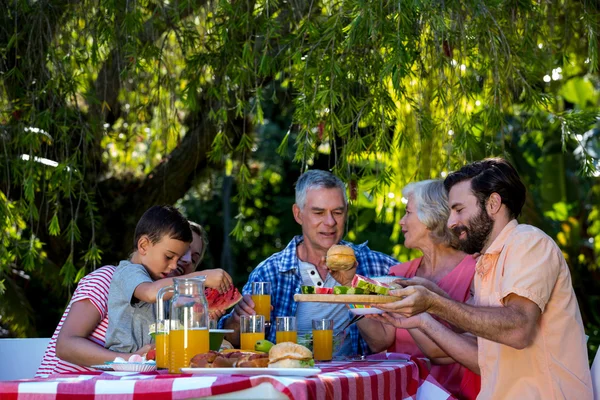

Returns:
0,357,455,399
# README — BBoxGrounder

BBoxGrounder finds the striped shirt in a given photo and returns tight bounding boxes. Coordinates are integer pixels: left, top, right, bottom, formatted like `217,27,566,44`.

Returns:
36,265,116,376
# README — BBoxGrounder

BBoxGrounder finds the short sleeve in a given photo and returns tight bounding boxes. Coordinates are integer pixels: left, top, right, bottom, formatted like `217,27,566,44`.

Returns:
497,232,561,313
71,267,114,319
111,264,153,305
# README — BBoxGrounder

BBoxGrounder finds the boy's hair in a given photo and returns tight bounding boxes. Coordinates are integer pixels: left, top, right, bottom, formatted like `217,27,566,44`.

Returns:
189,221,209,265
133,205,193,250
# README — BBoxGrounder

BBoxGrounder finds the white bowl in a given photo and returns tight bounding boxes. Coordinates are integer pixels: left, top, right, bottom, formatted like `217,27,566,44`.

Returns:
110,362,157,372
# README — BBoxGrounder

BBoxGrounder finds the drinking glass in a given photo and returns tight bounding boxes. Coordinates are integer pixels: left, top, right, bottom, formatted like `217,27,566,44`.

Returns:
252,282,271,323
275,316,297,344
240,315,265,351
312,319,333,361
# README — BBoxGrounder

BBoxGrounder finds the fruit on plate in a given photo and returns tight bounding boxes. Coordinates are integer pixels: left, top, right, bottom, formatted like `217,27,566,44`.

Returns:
146,349,156,361
255,339,275,353
333,286,366,295
325,245,356,271
205,286,243,312
268,342,315,368
351,274,390,295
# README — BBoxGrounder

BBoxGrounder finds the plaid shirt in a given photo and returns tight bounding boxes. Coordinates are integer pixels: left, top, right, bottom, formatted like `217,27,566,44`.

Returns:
220,235,398,355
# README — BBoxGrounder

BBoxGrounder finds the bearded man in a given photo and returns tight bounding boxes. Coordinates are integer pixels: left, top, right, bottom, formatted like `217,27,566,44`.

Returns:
375,158,592,400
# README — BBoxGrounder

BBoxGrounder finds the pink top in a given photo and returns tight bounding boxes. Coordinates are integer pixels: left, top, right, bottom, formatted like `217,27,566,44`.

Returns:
36,265,116,376
388,254,477,399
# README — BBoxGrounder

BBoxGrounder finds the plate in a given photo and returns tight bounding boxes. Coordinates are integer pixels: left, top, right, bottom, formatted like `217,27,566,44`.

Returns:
293,294,398,304
180,367,321,377
105,362,157,372
347,306,384,315
91,364,114,371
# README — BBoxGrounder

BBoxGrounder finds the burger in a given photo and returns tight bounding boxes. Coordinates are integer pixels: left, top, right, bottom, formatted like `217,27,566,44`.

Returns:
268,342,314,368
326,245,356,271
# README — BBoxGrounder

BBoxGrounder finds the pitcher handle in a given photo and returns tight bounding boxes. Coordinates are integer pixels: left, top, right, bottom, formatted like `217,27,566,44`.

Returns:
156,285,175,326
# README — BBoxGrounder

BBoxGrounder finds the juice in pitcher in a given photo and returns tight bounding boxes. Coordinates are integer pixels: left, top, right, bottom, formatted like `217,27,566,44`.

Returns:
155,332,169,369
169,328,209,373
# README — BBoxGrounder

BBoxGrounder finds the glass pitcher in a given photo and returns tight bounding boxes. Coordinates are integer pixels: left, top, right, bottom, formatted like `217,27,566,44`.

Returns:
157,276,209,373
155,286,171,369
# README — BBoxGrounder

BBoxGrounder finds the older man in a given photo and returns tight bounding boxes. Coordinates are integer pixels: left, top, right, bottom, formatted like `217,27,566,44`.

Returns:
377,158,592,399
220,170,398,355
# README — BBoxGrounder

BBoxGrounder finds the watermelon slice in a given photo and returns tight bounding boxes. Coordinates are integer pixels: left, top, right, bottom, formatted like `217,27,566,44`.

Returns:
205,286,242,311
351,274,390,295
333,286,366,295
301,286,315,294
315,287,333,294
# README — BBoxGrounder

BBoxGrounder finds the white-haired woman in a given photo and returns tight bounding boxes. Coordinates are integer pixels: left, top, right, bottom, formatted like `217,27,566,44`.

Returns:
358,179,479,399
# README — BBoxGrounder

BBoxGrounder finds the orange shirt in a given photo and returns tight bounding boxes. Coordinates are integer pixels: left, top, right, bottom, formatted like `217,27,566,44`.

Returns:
474,220,592,400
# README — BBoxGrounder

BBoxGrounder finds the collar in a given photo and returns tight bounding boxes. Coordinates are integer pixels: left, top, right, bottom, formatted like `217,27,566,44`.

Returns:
475,219,519,278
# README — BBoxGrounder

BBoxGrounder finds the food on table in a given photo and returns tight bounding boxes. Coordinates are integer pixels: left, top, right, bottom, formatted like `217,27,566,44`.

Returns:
205,286,243,312
325,245,356,271
268,342,314,368
333,286,366,295
300,286,333,294
189,350,269,368
220,339,234,350
146,349,156,361
255,339,275,353
351,274,391,295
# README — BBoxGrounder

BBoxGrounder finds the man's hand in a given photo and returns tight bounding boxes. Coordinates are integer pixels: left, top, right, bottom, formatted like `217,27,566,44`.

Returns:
376,285,437,317
209,309,226,321
202,269,233,294
230,295,256,322
327,260,359,287
366,312,428,330
394,277,450,299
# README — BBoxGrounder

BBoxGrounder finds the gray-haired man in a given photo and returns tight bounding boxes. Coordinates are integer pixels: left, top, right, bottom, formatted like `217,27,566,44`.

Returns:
220,170,398,355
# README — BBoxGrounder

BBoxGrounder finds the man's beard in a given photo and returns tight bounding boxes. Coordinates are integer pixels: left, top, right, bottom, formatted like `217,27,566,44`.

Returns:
452,207,494,254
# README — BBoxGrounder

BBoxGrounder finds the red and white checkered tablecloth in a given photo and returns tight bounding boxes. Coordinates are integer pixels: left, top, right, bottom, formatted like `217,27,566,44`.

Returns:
0,358,455,400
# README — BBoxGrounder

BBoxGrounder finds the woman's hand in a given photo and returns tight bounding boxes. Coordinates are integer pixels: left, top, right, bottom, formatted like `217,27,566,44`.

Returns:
394,277,449,299
202,269,233,293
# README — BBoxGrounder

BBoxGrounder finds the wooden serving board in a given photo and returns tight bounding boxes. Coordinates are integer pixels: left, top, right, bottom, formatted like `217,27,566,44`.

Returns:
294,294,399,305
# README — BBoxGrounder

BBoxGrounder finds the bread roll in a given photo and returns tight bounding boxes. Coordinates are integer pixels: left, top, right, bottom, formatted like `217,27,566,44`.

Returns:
326,245,356,271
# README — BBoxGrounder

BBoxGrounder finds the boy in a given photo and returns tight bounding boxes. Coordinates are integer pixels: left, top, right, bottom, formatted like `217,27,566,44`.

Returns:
105,205,230,353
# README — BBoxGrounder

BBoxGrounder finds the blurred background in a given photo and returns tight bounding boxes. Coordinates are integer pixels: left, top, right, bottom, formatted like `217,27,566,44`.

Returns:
1,0,599,360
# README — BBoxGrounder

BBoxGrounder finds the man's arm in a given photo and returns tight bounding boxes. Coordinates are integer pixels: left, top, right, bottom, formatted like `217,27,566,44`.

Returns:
378,286,541,350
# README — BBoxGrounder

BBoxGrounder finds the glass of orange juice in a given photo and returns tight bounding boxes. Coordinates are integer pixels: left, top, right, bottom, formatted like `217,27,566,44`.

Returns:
276,316,297,344
252,282,271,323
312,319,333,361
240,315,265,351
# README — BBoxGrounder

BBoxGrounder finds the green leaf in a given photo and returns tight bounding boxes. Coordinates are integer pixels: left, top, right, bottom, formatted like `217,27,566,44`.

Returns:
49,213,61,236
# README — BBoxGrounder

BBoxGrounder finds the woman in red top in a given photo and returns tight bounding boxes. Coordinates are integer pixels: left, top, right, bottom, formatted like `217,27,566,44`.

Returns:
357,179,480,400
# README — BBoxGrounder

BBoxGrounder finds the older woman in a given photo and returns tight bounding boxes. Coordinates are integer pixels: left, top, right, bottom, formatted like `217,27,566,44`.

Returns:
36,221,230,376
357,179,478,399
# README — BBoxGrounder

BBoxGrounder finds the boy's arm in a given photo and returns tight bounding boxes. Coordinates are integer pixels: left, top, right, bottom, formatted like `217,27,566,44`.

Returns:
133,270,230,304
56,300,150,365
